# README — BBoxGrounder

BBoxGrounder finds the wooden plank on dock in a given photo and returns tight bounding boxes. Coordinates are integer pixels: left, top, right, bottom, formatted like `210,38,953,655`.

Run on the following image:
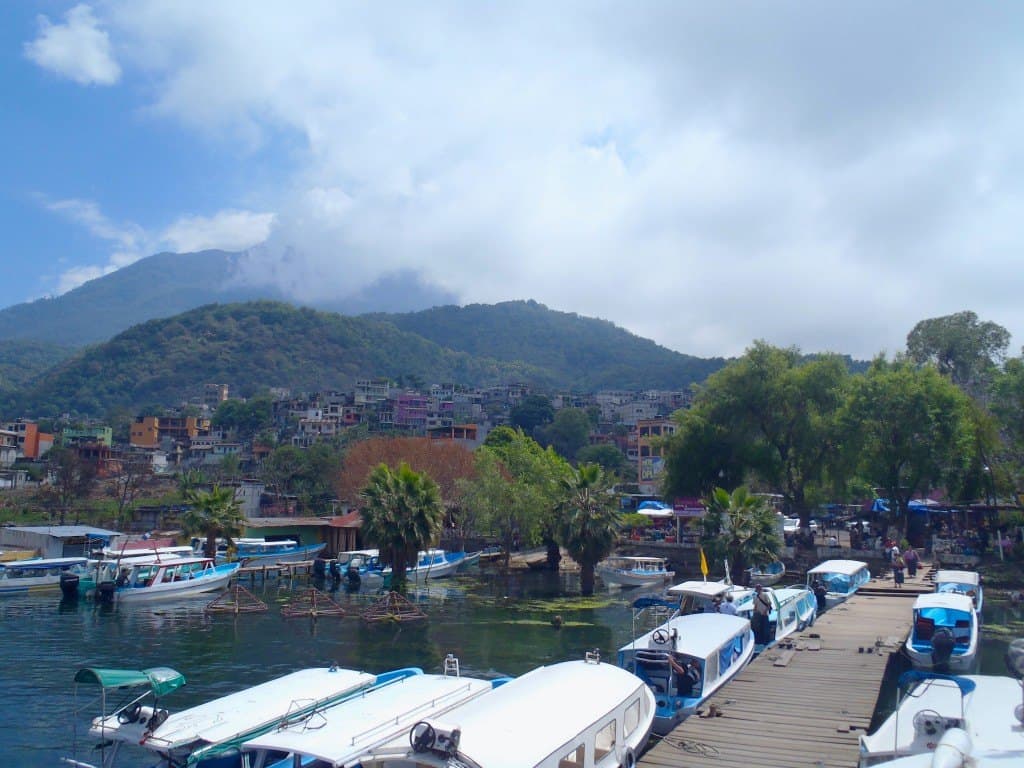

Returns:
639,594,913,768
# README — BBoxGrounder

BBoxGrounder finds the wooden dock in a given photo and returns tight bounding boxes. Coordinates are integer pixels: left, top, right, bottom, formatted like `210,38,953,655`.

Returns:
236,559,316,585
639,593,914,768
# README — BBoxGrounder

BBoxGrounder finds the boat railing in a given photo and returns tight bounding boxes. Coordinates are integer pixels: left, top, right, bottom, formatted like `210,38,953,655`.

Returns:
345,681,480,747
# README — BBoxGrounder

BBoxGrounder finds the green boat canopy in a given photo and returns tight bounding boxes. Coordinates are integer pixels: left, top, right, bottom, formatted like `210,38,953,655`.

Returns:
74,667,186,698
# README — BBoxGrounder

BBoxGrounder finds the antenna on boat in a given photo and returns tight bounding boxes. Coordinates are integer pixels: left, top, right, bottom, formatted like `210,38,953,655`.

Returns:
723,559,732,586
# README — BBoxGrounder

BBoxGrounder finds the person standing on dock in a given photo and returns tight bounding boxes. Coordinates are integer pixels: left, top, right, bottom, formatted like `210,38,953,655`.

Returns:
903,547,919,578
752,585,772,644
892,555,905,588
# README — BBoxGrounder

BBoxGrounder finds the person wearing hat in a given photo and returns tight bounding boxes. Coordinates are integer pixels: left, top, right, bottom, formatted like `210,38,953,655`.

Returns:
719,592,738,616
752,585,772,644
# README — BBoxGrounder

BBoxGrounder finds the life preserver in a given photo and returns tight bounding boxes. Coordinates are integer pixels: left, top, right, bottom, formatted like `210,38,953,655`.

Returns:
622,746,637,768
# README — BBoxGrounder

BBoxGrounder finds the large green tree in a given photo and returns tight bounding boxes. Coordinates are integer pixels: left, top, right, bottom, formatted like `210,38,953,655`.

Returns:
700,486,781,585
537,407,593,461
557,463,621,596
840,358,975,534
906,311,1010,395
663,342,849,530
359,462,444,590
182,485,246,558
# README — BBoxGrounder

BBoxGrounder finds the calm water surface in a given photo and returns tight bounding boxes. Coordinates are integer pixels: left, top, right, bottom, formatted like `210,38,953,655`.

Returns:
1,570,1019,767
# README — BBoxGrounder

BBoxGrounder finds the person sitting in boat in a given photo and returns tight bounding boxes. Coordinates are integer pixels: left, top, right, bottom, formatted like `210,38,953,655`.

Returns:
719,593,738,616
115,568,129,587
668,655,701,697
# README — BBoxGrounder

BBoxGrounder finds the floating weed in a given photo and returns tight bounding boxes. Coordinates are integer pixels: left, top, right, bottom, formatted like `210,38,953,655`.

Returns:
516,595,618,612
497,619,594,628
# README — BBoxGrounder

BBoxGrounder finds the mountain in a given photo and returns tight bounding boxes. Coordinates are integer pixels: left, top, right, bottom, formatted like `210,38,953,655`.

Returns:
1,301,724,418
0,250,457,347
0,340,74,395
371,300,727,391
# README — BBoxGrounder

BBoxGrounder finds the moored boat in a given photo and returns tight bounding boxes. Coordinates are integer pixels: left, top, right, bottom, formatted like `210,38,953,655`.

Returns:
597,556,675,588
904,593,979,674
618,609,754,734
356,654,656,768
65,665,417,768
0,556,89,595
747,559,786,586
806,559,871,608
934,569,983,616
222,538,327,565
95,556,239,603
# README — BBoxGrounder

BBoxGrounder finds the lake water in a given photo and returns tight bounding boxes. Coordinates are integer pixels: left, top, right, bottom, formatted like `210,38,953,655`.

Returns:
2,570,1020,767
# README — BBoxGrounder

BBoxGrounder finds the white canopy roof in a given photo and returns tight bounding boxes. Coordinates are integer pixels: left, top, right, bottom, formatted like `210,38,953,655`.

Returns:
934,570,980,587
912,592,976,612
667,580,733,598
807,559,869,576
621,612,751,659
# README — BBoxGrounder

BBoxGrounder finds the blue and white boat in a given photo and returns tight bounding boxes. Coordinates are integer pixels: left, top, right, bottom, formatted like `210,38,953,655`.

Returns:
95,556,240,603
806,559,871,608
356,655,656,768
934,569,983,616
618,609,754,734
858,671,1023,767
0,556,89,595
223,538,326,565
904,593,979,674
65,665,420,768
241,657,506,767
597,555,675,588
747,560,786,586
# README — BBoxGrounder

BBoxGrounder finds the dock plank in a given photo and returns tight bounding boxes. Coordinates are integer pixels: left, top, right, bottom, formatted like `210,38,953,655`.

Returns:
638,593,913,768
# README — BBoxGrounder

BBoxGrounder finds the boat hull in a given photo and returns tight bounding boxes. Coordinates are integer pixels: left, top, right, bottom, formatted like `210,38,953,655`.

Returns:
237,542,326,565
116,564,239,603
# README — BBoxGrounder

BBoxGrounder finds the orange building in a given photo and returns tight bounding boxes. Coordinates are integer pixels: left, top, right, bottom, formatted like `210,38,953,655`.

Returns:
130,416,210,448
1,420,54,459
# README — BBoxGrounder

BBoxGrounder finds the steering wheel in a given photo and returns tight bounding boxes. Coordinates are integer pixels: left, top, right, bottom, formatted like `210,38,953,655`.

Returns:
410,721,436,753
912,709,944,736
652,628,670,645
117,703,142,725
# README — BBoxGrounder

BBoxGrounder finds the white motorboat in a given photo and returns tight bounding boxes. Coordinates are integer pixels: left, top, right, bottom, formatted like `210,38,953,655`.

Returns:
95,556,239,603
747,560,786,586
934,569,983,616
806,559,871,608
242,657,506,767
222,538,327,565
356,654,656,768
904,593,979,674
0,556,89,595
618,610,755,734
64,665,419,768
597,556,675,588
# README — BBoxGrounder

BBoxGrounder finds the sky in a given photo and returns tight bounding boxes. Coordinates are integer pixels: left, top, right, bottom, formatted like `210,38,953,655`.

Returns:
3,2,1024,361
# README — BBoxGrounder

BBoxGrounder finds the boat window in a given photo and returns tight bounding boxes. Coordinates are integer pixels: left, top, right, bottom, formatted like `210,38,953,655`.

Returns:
558,744,585,768
623,698,640,737
595,719,617,764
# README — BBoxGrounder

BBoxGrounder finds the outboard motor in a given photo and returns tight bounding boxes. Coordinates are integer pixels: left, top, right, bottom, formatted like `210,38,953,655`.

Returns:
931,627,955,672
59,571,80,600
313,558,328,578
96,581,116,605
345,565,361,591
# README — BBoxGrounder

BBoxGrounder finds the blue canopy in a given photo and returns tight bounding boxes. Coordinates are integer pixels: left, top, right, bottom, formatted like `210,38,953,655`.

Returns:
898,669,976,695
871,498,949,514
638,500,671,511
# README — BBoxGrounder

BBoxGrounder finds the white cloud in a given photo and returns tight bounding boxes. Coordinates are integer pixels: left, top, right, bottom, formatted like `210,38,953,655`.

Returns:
24,4,121,86
56,3,1024,357
161,210,276,253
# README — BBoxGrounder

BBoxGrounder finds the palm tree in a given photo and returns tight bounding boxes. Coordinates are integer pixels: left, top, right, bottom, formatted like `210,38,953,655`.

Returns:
181,485,246,558
701,486,781,585
557,463,621,596
360,462,444,591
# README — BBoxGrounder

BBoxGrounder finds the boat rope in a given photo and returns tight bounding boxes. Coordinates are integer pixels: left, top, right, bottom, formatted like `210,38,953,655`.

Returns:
651,732,721,757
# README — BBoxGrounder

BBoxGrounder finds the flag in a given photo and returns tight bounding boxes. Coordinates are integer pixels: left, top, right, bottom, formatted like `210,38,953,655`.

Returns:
699,548,708,580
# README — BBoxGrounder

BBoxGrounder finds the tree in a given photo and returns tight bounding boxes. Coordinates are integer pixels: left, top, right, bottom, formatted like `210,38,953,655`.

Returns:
840,358,975,535
576,444,629,478
509,395,554,434
181,485,246,558
212,396,274,440
557,463,621,596
45,446,97,525
359,462,444,590
906,311,1010,396
536,407,593,460
662,342,849,531
108,450,153,528
700,486,781,585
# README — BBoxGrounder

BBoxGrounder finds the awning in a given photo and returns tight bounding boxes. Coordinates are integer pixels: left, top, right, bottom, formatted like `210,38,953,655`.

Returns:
73,667,186,697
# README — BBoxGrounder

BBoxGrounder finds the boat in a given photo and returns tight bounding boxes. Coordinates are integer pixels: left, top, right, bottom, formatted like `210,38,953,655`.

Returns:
618,607,755,734
747,560,786,586
407,548,466,579
95,556,239,603
806,559,871,608
934,569,983,615
356,654,656,768
456,550,482,571
904,593,979,674
332,549,387,590
597,556,675,588
221,538,327,565
64,665,413,768
858,671,1024,767
0,557,90,595
241,656,507,767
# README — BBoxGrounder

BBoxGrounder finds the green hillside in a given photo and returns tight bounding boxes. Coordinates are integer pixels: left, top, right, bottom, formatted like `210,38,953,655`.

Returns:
2,302,553,418
373,300,726,390
0,340,74,395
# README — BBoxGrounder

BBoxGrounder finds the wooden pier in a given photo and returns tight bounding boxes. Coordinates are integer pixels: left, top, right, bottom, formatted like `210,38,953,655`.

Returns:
639,592,915,768
236,559,316,585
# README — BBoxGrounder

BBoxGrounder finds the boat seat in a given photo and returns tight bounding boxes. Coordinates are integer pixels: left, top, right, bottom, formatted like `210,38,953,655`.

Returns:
914,617,934,641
